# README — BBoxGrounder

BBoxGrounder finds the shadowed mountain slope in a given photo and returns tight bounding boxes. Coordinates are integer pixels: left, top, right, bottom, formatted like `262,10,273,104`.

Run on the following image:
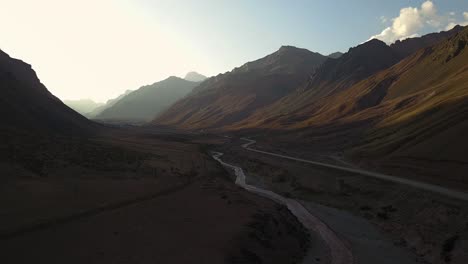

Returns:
155,46,327,129
300,39,399,98
0,50,96,135
95,77,199,122
87,90,133,118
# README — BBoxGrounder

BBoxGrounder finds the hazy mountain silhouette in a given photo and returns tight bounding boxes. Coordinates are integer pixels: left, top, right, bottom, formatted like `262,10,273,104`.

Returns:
155,46,327,129
0,50,96,135
63,99,104,117
87,90,133,118
95,77,199,122
184,72,207,82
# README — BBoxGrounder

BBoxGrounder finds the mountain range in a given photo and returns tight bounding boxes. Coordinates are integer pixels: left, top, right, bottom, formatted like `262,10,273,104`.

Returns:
153,26,468,183
94,76,202,122
155,26,464,130
156,46,327,128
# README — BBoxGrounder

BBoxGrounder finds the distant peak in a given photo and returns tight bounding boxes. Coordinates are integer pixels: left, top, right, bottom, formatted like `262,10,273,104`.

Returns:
365,38,388,46
348,39,390,54
279,45,298,50
184,71,207,82
328,52,343,59
277,45,309,53
166,76,183,81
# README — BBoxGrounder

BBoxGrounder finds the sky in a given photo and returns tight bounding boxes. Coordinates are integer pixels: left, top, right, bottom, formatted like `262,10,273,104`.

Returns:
0,0,467,102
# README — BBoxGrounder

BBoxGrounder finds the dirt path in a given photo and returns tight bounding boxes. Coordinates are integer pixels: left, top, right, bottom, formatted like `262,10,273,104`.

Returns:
241,138,468,201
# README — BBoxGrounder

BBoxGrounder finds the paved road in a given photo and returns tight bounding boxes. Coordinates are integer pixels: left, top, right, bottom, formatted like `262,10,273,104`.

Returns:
241,138,468,202
212,152,353,264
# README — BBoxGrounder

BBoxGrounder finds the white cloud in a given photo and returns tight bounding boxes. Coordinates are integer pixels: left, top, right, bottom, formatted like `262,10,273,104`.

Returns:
392,7,423,37
449,12,455,16
464,12,468,21
369,1,462,44
421,1,436,17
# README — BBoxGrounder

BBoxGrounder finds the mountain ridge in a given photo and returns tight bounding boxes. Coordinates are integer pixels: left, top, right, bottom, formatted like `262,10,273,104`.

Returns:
95,76,199,122
155,45,328,129
0,49,96,135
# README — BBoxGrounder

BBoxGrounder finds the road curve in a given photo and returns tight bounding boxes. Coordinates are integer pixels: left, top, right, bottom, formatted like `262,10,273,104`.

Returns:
240,138,468,202
212,152,353,264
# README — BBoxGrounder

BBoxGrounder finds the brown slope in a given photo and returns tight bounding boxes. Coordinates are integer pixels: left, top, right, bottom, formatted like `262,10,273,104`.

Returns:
231,27,468,130
154,46,327,129
0,49,96,135
229,39,401,129
351,26,468,156
259,26,468,187
266,26,468,132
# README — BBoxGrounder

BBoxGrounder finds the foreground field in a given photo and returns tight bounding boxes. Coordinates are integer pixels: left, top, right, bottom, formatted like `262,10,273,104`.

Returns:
0,130,308,264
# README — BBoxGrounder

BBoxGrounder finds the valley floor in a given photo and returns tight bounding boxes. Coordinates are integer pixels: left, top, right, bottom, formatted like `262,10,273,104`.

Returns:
0,130,308,264
2,128,467,264
215,137,468,264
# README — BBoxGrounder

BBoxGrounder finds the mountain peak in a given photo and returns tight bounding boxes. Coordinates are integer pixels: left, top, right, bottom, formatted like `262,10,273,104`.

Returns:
355,38,389,50
184,72,207,82
327,52,343,59
278,45,300,51
166,76,183,81
303,38,398,96
276,45,320,56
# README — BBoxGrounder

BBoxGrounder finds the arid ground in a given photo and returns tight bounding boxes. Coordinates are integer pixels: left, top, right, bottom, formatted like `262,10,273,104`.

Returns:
0,129,309,264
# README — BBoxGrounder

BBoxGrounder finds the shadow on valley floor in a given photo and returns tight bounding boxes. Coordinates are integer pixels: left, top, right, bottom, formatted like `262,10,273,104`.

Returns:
0,129,309,264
